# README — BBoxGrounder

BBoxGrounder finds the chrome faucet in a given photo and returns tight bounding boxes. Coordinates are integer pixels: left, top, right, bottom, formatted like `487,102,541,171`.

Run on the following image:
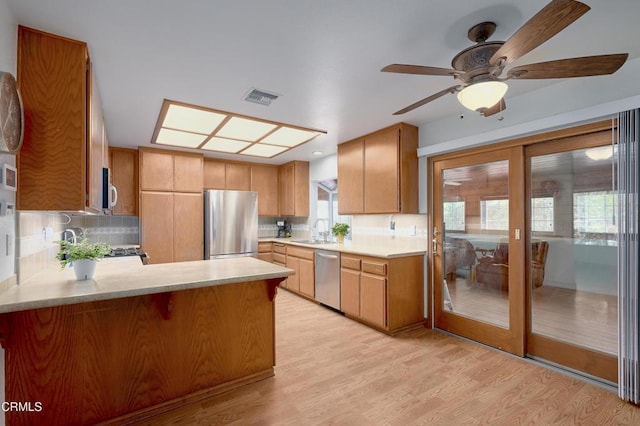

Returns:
63,228,77,244
313,218,329,242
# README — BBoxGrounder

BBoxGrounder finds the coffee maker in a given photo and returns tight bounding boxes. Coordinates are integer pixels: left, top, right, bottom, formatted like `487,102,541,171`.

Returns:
276,220,292,238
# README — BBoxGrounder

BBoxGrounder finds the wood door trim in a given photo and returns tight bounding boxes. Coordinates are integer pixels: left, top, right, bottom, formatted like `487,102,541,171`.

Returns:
528,334,617,383
432,146,525,356
429,119,612,162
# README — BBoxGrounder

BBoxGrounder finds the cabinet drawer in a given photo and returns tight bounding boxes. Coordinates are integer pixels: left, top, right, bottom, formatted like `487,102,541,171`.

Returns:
287,246,314,260
272,252,286,264
272,243,286,254
258,242,272,253
362,260,387,276
341,256,361,271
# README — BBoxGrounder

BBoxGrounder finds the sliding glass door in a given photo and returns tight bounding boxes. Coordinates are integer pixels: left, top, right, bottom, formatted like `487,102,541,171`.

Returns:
433,147,525,355
526,131,617,383
431,123,618,382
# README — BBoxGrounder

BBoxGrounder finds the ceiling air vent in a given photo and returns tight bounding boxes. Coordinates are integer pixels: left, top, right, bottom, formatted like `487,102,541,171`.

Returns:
243,88,279,106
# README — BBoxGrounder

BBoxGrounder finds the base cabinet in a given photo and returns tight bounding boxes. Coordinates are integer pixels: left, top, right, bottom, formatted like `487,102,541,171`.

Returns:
340,268,360,317
298,258,314,298
360,273,387,328
284,246,315,298
0,281,277,425
272,243,287,288
258,242,273,262
340,254,423,334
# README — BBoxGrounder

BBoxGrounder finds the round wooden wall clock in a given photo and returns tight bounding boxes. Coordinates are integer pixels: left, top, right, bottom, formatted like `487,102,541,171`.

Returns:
0,71,24,154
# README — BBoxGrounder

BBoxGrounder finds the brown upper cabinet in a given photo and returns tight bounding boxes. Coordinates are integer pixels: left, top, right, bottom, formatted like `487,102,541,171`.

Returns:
109,147,138,216
139,148,203,193
203,158,306,217
337,123,418,214
225,163,251,190
251,164,279,216
17,26,108,211
279,161,309,217
203,159,251,191
203,159,226,190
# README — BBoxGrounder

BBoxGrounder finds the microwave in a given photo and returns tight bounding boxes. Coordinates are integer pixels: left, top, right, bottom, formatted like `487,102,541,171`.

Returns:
101,167,118,211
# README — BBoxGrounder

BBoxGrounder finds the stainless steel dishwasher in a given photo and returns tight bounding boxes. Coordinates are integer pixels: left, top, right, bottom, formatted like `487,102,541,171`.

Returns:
315,249,341,310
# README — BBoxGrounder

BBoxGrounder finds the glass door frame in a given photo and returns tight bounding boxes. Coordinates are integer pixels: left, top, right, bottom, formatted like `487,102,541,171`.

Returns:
431,146,526,356
525,130,617,383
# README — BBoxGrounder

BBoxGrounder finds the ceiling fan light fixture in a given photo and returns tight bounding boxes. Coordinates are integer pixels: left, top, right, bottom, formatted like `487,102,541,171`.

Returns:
456,81,508,112
585,146,614,161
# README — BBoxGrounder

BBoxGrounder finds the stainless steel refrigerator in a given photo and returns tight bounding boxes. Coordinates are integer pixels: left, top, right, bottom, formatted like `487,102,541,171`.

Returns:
204,190,258,259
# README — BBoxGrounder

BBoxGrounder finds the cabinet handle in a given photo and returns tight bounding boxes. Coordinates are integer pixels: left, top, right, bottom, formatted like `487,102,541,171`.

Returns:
111,185,118,207
317,252,338,260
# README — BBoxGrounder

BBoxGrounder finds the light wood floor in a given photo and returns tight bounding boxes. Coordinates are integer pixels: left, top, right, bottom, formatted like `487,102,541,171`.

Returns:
447,276,617,355
133,289,639,425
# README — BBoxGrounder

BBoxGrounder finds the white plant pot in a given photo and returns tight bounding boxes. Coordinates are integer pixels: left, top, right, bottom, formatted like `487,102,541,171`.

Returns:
73,259,97,280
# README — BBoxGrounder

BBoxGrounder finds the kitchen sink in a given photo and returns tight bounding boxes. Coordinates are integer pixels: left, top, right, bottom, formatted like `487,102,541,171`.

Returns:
295,240,333,245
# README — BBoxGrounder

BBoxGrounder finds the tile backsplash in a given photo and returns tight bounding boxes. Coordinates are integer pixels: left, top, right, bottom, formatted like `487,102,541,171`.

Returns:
16,212,140,283
69,215,139,246
17,211,67,282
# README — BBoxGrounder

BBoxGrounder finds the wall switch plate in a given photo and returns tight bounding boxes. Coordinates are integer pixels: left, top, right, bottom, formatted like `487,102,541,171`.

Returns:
409,225,417,236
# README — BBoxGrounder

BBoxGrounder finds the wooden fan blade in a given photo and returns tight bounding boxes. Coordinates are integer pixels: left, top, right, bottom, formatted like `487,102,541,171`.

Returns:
507,54,628,79
393,85,460,115
490,0,590,67
481,99,506,117
381,64,460,76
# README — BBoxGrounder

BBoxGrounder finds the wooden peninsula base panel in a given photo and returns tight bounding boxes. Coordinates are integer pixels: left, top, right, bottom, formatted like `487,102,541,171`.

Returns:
0,279,280,425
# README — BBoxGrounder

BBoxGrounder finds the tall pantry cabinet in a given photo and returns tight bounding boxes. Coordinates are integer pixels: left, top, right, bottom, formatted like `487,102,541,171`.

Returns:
139,148,203,264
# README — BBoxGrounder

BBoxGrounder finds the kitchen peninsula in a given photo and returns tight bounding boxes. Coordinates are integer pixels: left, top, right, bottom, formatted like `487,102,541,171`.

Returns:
0,256,293,425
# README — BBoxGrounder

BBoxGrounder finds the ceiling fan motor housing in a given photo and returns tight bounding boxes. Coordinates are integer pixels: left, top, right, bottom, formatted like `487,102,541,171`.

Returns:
451,42,504,83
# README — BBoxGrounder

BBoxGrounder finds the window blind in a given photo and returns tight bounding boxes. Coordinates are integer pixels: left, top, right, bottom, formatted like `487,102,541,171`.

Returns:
618,108,640,403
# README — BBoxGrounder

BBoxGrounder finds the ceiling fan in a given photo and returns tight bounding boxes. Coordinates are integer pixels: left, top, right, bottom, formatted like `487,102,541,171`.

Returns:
382,0,628,116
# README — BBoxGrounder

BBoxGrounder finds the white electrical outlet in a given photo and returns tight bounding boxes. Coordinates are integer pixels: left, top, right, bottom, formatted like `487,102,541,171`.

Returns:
409,225,417,236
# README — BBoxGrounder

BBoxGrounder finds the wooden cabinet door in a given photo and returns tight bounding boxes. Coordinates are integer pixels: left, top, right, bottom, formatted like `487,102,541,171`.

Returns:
17,26,89,211
338,139,364,214
298,258,314,298
293,161,310,216
360,273,387,328
251,165,279,216
87,65,106,212
110,148,138,215
364,128,400,213
279,163,294,216
174,154,203,193
340,268,360,317
140,192,174,264
174,193,203,262
286,256,300,293
203,159,226,189
140,150,173,191
226,163,251,190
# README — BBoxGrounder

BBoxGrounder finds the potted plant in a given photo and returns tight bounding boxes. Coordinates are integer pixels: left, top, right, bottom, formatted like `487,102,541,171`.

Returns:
56,238,111,280
331,223,350,243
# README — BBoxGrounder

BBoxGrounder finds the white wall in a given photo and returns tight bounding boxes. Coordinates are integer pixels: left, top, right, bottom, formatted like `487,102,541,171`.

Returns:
0,0,15,419
0,0,17,284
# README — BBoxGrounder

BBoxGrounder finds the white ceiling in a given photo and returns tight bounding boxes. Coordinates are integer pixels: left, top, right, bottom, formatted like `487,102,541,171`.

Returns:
7,0,640,165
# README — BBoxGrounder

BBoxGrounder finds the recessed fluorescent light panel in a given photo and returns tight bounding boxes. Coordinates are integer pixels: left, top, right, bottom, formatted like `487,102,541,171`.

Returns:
151,100,326,158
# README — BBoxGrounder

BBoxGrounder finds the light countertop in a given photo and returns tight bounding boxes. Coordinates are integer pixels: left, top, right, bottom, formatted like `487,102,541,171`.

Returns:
260,236,427,258
0,256,294,314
